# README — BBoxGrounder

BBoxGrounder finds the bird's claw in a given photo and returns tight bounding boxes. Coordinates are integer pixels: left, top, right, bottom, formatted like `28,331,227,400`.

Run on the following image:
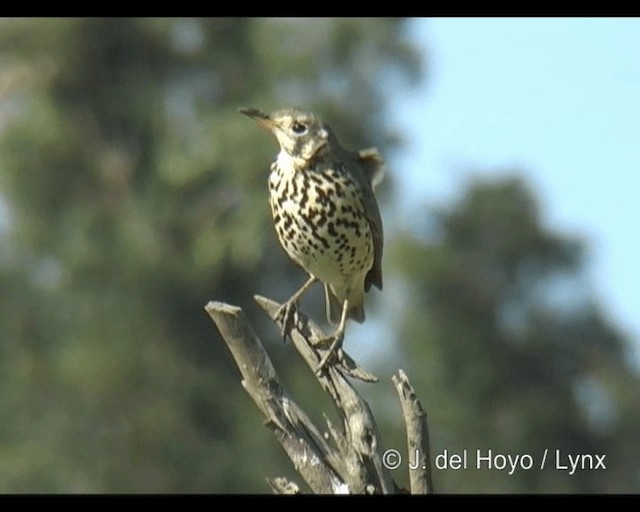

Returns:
275,300,298,342
315,333,345,375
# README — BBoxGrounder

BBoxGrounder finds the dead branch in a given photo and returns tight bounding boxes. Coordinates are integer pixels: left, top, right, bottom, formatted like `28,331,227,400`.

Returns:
392,369,433,494
205,297,433,494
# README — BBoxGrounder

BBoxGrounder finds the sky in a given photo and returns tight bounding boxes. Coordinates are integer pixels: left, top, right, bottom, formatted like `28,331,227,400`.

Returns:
390,18,640,356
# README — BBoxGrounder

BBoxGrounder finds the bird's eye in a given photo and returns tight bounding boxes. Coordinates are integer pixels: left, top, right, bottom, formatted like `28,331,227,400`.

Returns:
292,122,307,134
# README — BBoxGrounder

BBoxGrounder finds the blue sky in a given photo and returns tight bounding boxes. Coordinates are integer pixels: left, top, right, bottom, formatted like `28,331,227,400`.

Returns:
390,18,640,355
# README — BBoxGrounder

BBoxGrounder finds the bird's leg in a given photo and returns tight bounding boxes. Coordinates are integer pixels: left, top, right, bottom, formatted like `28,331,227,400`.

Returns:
275,275,318,341
316,298,349,374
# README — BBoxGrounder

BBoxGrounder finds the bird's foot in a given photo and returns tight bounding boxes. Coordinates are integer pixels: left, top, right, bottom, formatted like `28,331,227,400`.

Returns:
315,331,345,375
274,300,298,342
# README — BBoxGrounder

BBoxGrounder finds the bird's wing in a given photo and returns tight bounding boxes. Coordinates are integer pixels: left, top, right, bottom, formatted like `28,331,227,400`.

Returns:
342,155,384,292
359,175,384,292
325,125,384,291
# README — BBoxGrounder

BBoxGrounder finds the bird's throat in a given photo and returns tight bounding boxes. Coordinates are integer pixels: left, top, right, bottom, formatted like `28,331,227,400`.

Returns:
277,149,307,176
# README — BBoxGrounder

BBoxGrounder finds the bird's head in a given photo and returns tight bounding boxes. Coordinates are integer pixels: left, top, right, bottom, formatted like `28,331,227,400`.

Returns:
240,107,329,162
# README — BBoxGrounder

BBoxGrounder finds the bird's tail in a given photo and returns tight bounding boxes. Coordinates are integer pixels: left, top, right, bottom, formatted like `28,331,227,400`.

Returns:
325,284,365,325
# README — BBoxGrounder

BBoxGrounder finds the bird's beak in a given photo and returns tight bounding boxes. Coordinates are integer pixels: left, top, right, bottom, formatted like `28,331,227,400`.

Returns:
239,107,275,130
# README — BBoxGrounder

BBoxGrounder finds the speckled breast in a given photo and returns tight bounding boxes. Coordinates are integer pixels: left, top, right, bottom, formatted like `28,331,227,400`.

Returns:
268,162,374,286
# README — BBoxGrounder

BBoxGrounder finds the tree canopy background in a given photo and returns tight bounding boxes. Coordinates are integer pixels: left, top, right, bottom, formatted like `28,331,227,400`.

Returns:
0,18,637,493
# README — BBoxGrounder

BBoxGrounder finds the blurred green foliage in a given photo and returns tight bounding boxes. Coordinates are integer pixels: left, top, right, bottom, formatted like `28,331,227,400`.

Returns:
388,176,640,493
0,18,637,493
0,17,419,492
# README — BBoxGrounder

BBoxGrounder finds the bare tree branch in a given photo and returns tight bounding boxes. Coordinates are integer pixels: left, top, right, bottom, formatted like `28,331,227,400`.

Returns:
206,297,432,494
392,369,433,494
205,301,342,493
253,295,394,494
266,477,301,495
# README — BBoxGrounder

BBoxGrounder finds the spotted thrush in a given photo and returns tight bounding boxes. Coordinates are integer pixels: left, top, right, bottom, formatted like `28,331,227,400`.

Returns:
240,107,384,371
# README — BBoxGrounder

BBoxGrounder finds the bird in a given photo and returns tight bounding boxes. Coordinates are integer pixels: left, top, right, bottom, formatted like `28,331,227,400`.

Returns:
240,107,384,371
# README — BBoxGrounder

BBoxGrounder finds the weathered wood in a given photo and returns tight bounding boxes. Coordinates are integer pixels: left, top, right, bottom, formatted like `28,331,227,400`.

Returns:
254,295,393,494
206,297,432,494
266,477,300,494
205,301,342,494
392,369,433,494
